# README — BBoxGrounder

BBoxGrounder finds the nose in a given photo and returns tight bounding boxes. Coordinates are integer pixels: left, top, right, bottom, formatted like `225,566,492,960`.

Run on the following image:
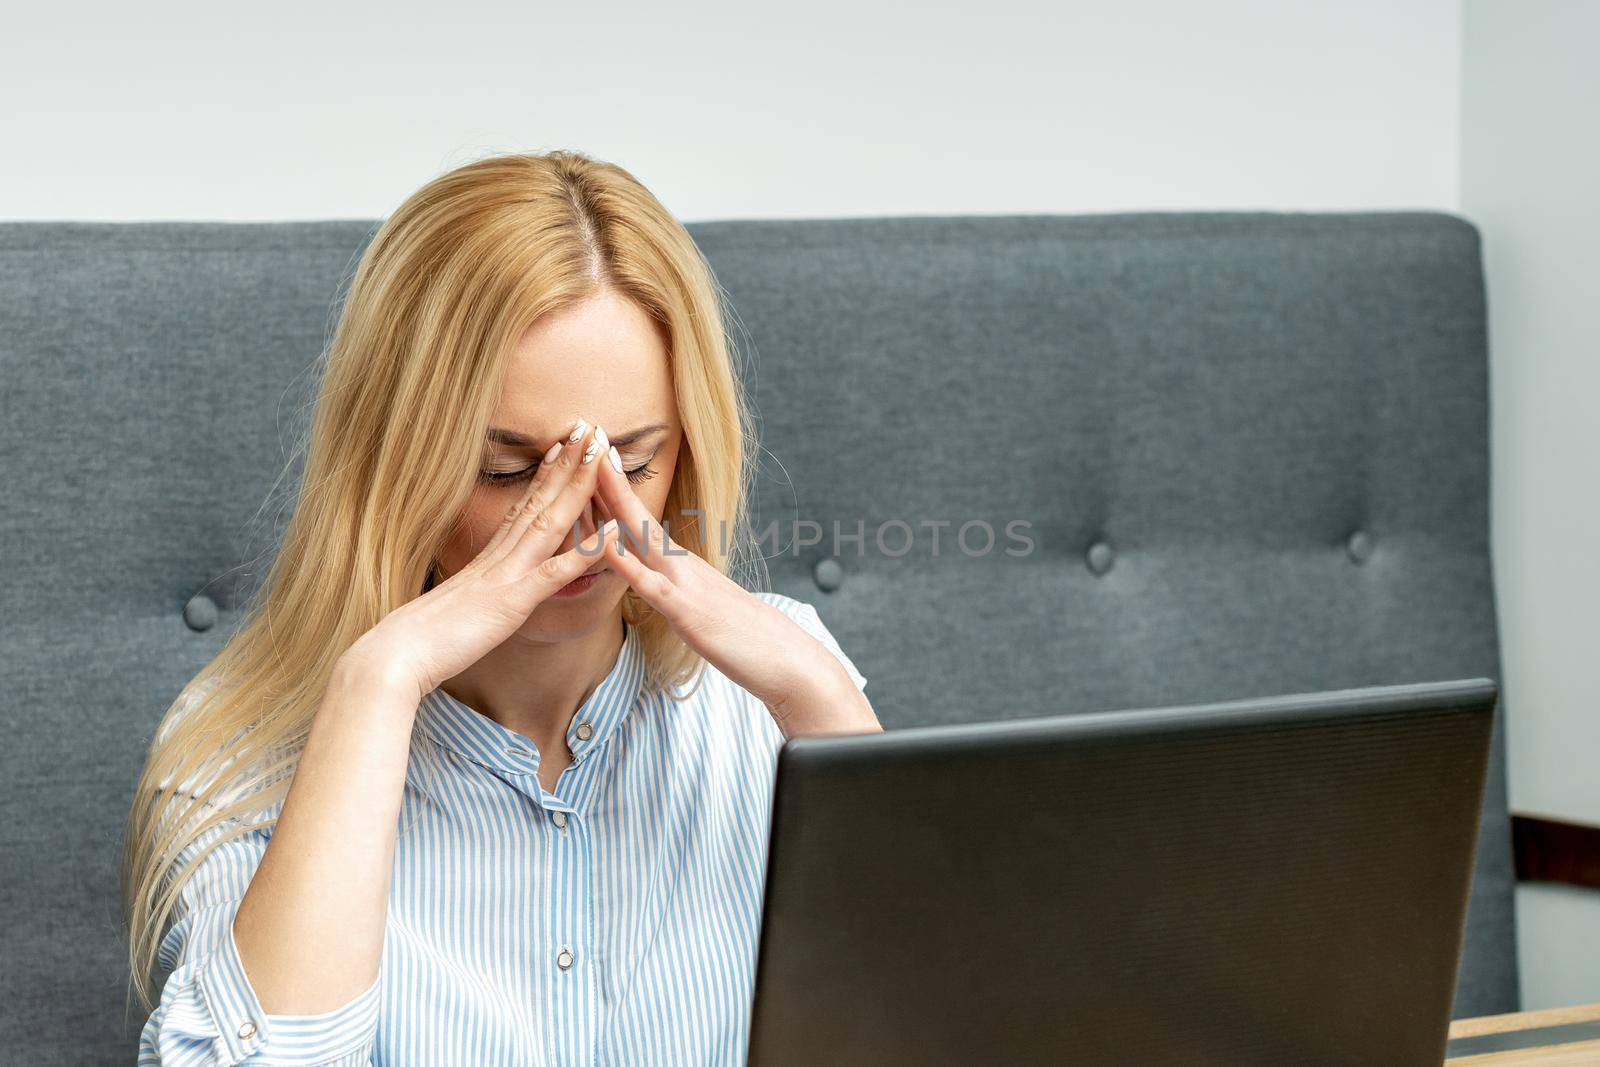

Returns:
561,499,597,556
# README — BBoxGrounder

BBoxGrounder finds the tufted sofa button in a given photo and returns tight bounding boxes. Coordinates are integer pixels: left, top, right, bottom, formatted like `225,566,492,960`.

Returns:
183,593,218,632
812,557,844,592
1346,529,1374,564
1086,541,1115,577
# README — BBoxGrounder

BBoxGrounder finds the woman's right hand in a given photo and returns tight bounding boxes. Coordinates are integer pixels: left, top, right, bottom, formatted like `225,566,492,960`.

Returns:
347,418,619,700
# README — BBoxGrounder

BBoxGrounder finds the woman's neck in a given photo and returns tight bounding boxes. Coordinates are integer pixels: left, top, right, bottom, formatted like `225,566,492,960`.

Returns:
439,611,625,759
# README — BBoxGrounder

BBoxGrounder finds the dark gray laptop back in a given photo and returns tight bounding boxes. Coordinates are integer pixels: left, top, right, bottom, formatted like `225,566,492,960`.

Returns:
748,677,1497,1066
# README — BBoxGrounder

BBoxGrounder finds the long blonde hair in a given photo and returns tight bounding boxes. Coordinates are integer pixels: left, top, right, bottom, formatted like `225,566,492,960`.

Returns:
120,149,762,1013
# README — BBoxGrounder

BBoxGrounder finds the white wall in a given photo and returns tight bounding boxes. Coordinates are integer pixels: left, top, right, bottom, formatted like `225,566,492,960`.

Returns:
1462,0,1600,1012
8,0,1592,1016
0,1,1459,221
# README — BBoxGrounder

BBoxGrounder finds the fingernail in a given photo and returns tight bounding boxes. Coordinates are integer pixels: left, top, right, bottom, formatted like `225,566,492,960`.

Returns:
594,426,608,452
542,441,562,465
567,418,588,443
608,445,623,474
582,432,602,464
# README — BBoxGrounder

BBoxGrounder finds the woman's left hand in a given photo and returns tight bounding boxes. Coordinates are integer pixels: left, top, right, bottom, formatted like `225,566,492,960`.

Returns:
589,449,880,739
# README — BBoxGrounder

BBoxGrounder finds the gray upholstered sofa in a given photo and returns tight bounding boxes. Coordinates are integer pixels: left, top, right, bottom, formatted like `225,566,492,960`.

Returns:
0,211,1515,1063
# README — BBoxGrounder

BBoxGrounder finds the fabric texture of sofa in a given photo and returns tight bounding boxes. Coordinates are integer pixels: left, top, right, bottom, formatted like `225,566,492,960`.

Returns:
0,210,1516,1063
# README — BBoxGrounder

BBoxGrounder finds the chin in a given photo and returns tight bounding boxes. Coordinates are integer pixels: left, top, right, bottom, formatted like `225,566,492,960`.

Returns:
523,574,627,638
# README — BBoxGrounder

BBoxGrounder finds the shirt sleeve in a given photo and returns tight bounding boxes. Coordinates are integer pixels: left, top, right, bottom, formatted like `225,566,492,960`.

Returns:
758,591,869,692
137,802,382,1066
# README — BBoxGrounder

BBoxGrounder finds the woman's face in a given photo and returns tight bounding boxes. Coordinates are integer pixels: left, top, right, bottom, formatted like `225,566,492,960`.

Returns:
433,287,683,640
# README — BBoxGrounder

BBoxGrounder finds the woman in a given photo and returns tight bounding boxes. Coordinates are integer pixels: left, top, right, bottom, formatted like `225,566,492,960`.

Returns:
121,149,880,1066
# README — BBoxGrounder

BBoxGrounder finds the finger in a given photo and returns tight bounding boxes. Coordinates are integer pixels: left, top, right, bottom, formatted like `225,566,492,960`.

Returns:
528,518,619,599
507,420,609,569
593,443,655,532
479,423,584,564
593,442,680,569
601,523,679,607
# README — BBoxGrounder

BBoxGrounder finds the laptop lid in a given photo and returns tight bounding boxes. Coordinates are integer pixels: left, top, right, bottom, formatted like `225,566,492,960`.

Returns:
746,677,1497,1066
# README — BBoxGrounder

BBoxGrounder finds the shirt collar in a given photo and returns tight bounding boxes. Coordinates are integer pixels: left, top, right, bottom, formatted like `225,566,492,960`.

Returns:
414,617,647,781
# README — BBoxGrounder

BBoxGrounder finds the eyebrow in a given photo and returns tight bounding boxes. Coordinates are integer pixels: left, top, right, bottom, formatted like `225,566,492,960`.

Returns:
485,422,670,449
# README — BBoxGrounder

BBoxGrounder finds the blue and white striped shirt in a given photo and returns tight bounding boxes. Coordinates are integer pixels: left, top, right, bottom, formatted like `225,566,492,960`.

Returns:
139,591,868,1066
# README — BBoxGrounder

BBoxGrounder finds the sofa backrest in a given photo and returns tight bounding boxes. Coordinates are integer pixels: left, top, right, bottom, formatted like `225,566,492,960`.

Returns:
0,212,1515,1063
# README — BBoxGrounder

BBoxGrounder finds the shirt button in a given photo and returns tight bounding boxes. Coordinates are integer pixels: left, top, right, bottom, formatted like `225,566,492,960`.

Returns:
236,1020,257,1040
552,811,568,829
575,722,593,741
556,946,575,971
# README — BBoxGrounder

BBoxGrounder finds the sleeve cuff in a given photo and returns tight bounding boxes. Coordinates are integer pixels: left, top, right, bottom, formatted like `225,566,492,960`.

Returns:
152,905,382,1065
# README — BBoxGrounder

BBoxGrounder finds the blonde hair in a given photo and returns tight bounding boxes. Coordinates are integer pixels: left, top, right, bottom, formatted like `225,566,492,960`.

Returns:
120,149,763,1012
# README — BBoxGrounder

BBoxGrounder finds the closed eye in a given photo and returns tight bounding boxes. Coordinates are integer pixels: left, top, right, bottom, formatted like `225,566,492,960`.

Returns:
479,463,657,486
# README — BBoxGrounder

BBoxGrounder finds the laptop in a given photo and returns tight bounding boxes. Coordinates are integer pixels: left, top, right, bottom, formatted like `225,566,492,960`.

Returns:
746,676,1498,1066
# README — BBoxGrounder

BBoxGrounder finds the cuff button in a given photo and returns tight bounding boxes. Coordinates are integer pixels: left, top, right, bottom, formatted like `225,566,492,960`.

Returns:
237,1020,258,1040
